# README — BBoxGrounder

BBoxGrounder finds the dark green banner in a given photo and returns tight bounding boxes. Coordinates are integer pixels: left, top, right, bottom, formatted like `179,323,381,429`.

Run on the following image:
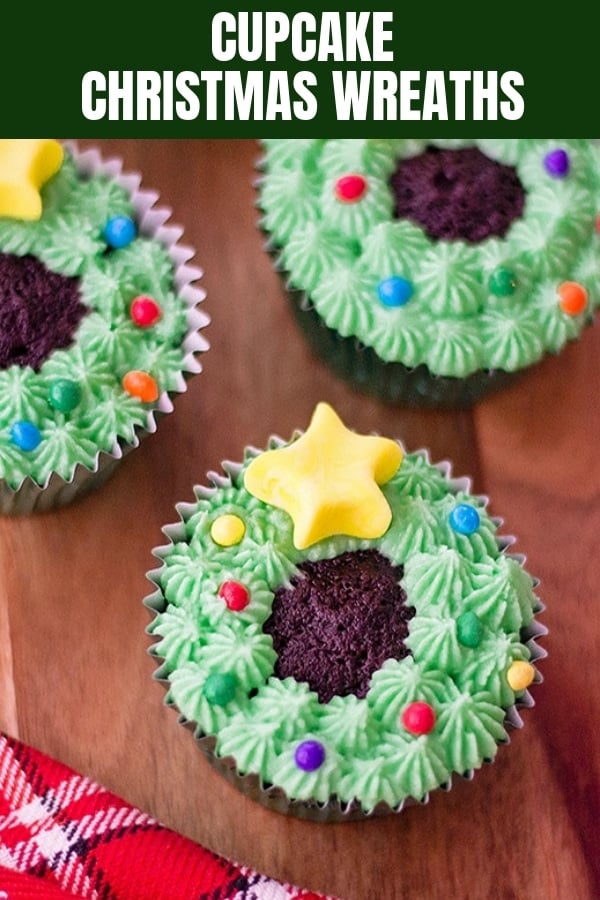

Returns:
2,3,597,137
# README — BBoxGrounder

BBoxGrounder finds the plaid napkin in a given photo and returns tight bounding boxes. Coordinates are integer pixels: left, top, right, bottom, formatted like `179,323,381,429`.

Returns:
0,733,330,900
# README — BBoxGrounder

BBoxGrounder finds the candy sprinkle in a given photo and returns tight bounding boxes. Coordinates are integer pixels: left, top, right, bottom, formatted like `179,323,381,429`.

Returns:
130,295,162,327
294,740,326,772
456,611,484,648
488,267,517,297
377,275,414,308
103,215,136,249
219,580,250,611
48,378,82,413
203,672,237,706
507,660,535,692
122,371,159,403
449,503,480,535
543,148,570,179
334,173,367,203
210,514,246,547
401,701,436,736
10,421,42,452
558,281,588,316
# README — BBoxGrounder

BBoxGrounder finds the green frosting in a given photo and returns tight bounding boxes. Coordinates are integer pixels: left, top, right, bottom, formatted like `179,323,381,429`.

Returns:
257,139,600,378
435,692,507,773
0,147,201,490
147,432,543,814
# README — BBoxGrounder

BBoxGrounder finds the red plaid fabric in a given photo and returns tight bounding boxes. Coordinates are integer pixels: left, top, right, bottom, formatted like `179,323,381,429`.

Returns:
0,733,331,900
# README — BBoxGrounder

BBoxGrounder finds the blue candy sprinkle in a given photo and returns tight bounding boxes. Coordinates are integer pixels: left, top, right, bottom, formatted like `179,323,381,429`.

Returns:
449,503,480,535
103,215,136,249
377,276,414,308
10,421,42,452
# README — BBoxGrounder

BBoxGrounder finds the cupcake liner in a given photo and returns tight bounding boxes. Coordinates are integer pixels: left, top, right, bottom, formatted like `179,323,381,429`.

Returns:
143,437,547,822
0,141,209,515
285,286,521,409
257,217,521,409
0,449,124,515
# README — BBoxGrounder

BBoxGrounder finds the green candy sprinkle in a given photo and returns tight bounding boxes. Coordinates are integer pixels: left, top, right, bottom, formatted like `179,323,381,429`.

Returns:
48,378,82,413
456,611,484,648
203,672,238,706
488,267,517,297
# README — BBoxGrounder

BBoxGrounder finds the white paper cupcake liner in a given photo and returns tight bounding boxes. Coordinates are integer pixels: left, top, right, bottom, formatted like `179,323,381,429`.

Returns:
0,141,209,515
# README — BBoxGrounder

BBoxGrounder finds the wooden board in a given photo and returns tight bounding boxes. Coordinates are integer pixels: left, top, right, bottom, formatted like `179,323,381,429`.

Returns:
1,139,598,900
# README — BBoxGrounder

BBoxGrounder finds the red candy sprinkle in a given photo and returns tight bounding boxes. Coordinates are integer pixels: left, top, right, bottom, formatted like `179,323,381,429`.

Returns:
219,580,250,612
401,701,436,735
334,173,367,203
130,295,162,327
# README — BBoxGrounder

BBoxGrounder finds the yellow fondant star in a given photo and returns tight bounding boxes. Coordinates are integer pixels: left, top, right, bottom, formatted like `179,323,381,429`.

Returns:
0,139,64,221
244,403,403,550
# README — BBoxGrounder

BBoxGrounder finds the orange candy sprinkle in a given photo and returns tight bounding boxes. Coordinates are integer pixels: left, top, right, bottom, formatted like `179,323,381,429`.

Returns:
557,281,588,316
122,370,159,402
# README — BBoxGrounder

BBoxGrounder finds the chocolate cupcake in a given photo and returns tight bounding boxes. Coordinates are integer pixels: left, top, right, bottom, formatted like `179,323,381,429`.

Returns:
145,403,546,821
0,140,208,513
257,139,599,407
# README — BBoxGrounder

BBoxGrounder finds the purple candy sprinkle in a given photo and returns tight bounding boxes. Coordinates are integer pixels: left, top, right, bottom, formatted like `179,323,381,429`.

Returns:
294,740,326,772
544,148,570,178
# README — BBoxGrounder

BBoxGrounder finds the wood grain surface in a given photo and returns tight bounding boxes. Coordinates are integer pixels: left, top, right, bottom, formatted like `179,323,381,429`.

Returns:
1,140,599,900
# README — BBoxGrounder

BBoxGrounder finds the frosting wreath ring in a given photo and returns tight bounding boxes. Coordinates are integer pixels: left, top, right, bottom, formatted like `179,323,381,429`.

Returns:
0,141,207,498
258,139,600,378
146,413,545,818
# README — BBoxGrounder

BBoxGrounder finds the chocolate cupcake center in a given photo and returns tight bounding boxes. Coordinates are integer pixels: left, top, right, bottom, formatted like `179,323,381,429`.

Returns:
264,549,414,703
0,252,87,371
390,145,525,243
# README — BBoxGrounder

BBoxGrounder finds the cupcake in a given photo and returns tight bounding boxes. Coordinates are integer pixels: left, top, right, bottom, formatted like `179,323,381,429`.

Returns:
257,139,600,407
145,403,546,821
0,139,208,514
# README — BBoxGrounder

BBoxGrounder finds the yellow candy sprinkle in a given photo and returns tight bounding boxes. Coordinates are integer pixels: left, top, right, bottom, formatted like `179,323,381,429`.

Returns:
210,514,246,547
507,660,536,692
0,139,64,220
244,402,403,550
